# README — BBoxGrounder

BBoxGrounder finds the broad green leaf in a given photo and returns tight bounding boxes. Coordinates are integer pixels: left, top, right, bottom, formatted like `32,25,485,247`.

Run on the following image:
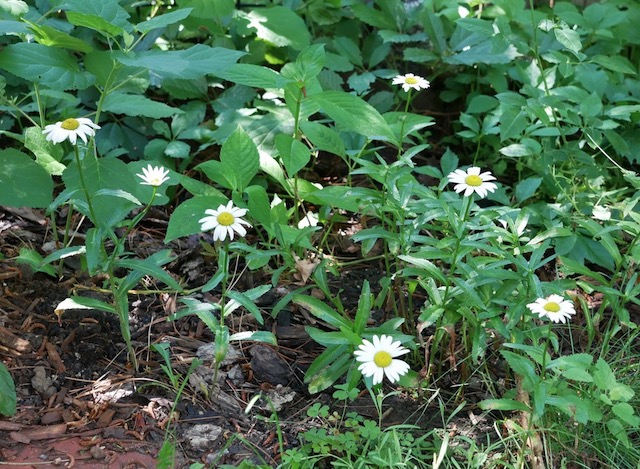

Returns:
60,0,132,33
165,195,227,242
276,134,311,176
26,20,92,52
135,8,193,33
593,358,616,391
0,43,93,90
350,3,395,29
612,403,640,427
501,350,538,388
216,63,292,89
300,120,346,157
15,248,56,276
245,6,311,50
181,0,234,18
103,92,182,119
0,20,28,34
0,149,53,208
66,12,125,37
0,362,16,417
515,177,542,202
0,0,27,16
592,55,637,75
24,127,65,176
116,45,244,80
219,127,260,191
284,44,326,82
500,143,533,157
554,27,582,53
164,140,191,159
306,349,351,394
62,157,139,228
309,91,396,143
606,419,631,447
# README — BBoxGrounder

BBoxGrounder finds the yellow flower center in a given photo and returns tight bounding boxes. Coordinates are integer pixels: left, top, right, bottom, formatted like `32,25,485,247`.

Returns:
543,302,561,313
373,351,392,368
217,212,235,226
405,77,418,85
465,174,483,187
61,118,80,130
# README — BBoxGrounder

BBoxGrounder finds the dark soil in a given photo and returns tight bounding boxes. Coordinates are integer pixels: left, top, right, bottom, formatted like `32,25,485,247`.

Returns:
1,203,492,468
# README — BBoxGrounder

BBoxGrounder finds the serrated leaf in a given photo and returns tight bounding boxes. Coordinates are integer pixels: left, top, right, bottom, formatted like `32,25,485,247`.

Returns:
103,92,182,118
300,120,345,157
219,127,260,191
0,43,93,90
0,149,53,208
276,134,310,176
135,8,193,33
309,91,396,143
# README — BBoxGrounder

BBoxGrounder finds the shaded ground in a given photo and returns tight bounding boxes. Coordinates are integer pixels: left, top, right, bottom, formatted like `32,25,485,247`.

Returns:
1,203,490,468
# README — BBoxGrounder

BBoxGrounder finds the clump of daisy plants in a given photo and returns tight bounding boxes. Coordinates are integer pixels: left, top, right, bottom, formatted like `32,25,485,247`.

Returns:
2,2,640,467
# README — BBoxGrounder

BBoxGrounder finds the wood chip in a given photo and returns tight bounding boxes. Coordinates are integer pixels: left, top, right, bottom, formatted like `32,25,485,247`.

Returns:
9,423,67,443
0,325,32,353
45,341,67,373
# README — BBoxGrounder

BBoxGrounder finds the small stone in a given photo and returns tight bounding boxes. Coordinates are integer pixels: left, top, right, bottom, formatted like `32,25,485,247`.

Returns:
249,345,292,385
183,424,223,451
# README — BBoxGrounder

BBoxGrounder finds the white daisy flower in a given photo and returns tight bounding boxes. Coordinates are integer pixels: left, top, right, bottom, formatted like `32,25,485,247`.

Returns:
354,334,410,385
136,165,170,187
392,73,430,92
42,117,100,145
447,166,498,198
592,205,611,221
199,201,252,242
526,294,576,324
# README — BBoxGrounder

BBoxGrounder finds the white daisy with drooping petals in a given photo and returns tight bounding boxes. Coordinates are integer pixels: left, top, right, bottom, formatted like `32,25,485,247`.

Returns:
42,118,101,145
392,73,430,92
354,334,410,385
136,165,170,187
526,294,576,324
199,201,252,242
447,166,498,198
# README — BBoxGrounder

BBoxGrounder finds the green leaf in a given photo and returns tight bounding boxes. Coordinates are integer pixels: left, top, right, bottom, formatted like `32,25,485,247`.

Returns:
0,149,53,208
501,350,538,389
0,362,16,417
115,258,181,291
612,403,640,427
300,120,346,157
116,45,244,80
245,6,311,50
515,177,542,203
69,296,116,314
165,195,227,242
66,11,125,37
478,398,530,412
554,27,582,53
0,43,93,90
606,419,631,447
499,143,533,157
103,92,182,119
135,8,193,33
164,140,191,159
25,20,92,52
218,127,260,191
293,294,352,331
309,91,396,143
61,0,132,33
24,127,65,176
593,358,616,391
276,134,311,176
216,63,292,89
592,55,637,74
229,331,277,345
